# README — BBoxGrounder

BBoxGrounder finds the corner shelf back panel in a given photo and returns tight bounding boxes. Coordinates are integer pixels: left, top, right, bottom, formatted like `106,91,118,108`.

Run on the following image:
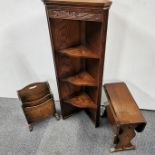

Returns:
50,19,81,50
86,21,102,57
59,82,82,100
55,54,83,78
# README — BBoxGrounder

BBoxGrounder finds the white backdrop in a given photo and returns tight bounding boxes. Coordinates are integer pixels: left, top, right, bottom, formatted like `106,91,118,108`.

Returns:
0,0,154,110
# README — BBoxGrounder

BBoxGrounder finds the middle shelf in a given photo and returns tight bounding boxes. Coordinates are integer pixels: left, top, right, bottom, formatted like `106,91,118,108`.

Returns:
64,92,97,109
58,45,99,59
63,71,97,86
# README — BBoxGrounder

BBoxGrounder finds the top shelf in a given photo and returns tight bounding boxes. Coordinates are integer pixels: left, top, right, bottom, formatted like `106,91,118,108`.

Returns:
43,0,112,7
58,46,99,59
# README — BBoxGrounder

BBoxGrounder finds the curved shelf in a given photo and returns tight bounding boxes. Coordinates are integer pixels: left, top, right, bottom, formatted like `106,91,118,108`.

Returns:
58,45,99,59
23,94,53,107
63,71,97,86
64,93,97,109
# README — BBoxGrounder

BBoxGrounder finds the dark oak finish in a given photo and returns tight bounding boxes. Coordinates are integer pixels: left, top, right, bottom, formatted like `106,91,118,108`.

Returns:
42,0,112,127
17,82,59,131
104,82,146,152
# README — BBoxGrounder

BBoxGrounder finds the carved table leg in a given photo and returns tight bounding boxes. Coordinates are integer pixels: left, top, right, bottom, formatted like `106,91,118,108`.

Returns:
111,126,136,152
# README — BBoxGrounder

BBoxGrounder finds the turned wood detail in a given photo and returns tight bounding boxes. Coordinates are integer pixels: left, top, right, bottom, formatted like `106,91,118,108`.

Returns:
112,126,136,152
48,9,103,21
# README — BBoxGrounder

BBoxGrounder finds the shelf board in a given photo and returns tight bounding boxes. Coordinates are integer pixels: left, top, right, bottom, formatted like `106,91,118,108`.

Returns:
59,46,99,58
63,71,97,86
64,93,97,109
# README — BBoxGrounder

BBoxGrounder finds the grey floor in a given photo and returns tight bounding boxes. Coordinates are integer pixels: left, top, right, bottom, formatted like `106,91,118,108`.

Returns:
0,97,155,155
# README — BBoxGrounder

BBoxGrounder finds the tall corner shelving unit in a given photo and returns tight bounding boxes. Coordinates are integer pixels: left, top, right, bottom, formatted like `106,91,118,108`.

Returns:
42,0,112,127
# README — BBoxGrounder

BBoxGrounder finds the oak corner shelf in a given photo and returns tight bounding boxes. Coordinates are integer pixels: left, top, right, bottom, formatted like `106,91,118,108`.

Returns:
58,46,99,59
43,0,112,127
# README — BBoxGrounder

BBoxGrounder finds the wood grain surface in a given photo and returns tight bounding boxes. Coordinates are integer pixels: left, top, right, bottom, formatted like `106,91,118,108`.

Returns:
104,82,146,125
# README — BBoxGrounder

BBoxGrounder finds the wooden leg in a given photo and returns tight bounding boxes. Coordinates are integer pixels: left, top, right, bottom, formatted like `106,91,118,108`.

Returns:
111,126,136,152
100,105,107,118
28,124,33,132
54,113,60,120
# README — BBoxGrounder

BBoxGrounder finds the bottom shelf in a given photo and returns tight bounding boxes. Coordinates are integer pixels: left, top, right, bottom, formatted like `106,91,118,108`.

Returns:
64,93,97,109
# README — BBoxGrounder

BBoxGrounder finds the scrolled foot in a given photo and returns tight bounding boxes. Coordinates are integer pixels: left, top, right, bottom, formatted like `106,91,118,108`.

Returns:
110,145,135,153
